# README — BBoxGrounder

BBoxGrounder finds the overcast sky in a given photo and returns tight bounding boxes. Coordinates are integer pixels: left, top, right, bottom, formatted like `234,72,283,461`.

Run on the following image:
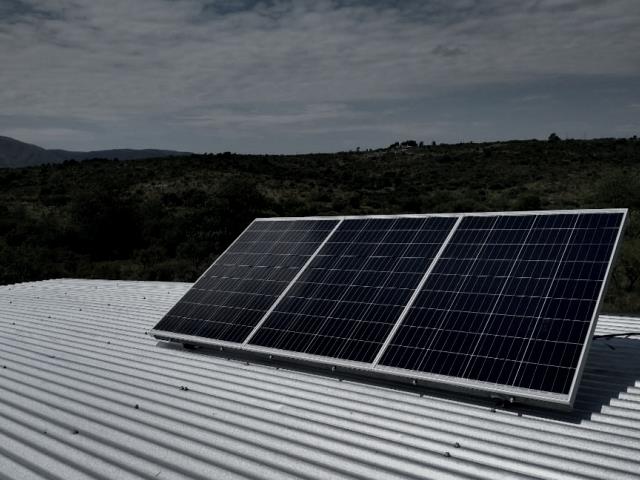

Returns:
1,0,639,153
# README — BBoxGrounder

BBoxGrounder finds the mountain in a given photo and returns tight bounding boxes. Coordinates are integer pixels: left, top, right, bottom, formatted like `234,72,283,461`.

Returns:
0,136,191,168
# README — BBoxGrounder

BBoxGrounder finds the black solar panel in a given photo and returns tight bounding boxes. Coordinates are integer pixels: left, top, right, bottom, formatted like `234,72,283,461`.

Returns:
248,217,457,362
152,210,626,409
377,212,624,396
154,219,338,342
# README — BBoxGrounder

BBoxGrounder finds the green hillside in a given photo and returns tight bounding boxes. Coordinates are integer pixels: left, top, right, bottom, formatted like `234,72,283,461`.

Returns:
1,138,640,313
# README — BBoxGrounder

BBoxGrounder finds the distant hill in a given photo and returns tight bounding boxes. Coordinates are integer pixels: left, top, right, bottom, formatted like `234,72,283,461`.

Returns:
1,137,639,315
0,135,191,168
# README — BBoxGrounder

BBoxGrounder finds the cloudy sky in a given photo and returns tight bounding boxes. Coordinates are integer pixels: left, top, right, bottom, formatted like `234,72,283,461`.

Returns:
1,0,639,153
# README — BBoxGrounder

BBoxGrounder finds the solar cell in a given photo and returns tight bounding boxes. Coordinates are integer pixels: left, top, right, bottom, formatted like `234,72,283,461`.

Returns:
248,216,457,362
153,219,338,342
376,212,625,397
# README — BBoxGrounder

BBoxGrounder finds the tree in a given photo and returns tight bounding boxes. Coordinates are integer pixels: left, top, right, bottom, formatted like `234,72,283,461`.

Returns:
548,132,561,142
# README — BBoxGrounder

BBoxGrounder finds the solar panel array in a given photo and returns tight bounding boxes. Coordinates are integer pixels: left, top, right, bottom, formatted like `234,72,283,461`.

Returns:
152,209,626,408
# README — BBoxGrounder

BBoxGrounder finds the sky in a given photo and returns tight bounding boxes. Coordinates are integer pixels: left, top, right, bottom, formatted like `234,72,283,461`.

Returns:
1,0,639,153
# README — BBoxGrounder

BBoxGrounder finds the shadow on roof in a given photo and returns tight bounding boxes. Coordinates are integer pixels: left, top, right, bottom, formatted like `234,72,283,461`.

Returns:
156,336,640,424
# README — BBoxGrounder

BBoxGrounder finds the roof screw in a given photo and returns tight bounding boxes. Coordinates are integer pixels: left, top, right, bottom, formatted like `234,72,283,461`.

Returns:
412,379,417,385
268,355,273,360
444,452,451,457
72,430,79,435
134,404,139,409
331,366,336,372
491,408,496,413
219,346,223,352
454,442,461,448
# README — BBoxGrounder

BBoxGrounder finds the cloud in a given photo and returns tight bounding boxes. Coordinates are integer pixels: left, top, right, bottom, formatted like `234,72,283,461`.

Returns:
432,44,465,57
0,0,639,151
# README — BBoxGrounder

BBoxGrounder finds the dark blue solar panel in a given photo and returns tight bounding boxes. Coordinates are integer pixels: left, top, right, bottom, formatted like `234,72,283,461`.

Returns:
249,216,457,362
378,212,624,395
153,219,338,343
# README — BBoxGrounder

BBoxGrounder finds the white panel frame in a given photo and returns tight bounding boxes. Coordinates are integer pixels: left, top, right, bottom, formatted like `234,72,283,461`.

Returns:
151,208,628,410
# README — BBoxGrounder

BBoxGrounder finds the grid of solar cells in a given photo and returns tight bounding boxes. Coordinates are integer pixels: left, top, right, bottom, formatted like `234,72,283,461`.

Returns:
153,219,338,343
249,217,457,362
379,212,624,394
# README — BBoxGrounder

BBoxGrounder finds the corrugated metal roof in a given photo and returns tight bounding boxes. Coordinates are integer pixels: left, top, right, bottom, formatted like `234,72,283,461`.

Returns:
1,279,639,480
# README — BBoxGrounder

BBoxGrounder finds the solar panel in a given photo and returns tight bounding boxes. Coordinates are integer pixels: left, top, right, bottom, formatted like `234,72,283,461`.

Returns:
375,212,625,403
153,218,338,343
151,209,626,409
247,216,457,362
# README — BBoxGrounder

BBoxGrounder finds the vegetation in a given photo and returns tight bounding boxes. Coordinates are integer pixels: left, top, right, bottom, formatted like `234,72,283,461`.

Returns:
1,138,640,313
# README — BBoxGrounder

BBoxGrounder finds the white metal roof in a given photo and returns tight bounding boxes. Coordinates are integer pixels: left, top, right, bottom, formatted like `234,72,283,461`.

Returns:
1,279,639,480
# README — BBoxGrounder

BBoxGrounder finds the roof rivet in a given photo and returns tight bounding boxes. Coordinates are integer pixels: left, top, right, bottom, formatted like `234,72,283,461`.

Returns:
454,442,461,448
134,404,139,409
491,408,496,413
444,452,451,457
269,355,273,360
412,379,417,385
72,430,79,435
331,366,336,372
